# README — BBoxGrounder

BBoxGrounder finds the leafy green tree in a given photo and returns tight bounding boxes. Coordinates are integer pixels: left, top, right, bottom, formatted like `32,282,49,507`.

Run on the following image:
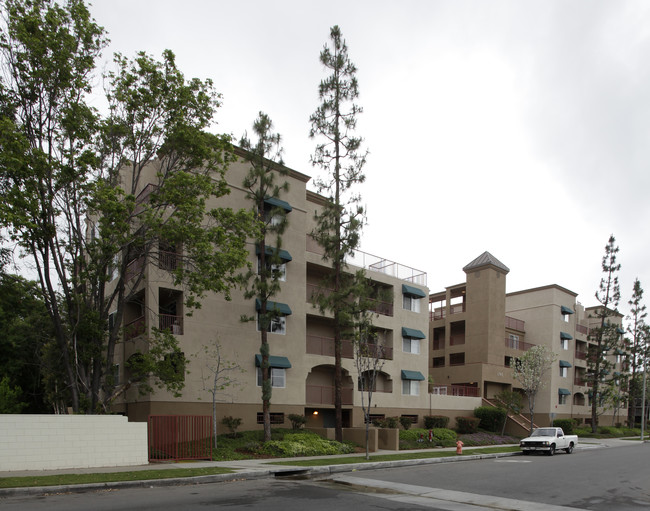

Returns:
513,345,556,434
588,235,623,432
626,278,647,427
239,112,288,442
0,376,26,413
309,25,368,442
494,389,523,435
0,0,255,413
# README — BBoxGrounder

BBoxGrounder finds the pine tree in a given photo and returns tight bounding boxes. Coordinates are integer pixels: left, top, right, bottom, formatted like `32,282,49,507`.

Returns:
626,278,647,427
309,26,368,441
240,112,288,442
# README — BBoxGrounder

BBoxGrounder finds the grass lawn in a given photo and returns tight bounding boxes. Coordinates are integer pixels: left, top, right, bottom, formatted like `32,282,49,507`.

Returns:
269,445,521,467
0,467,233,489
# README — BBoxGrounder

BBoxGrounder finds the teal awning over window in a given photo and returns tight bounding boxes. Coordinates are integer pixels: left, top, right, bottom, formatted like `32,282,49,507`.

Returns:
559,360,572,368
616,327,625,335
264,197,292,212
255,354,291,368
401,370,425,381
560,331,573,340
255,299,292,315
614,348,625,355
558,388,571,396
402,284,427,298
402,327,426,339
255,245,292,262
561,305,574,315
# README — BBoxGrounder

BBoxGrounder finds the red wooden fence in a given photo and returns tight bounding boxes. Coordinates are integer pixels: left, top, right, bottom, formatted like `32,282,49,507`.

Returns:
148,415,212,462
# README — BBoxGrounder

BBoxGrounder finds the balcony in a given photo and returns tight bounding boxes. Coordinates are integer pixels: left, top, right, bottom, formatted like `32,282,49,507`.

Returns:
124,316,146,341
431,385,480,397
505,316,525,332
367,297,393,317
504,337,536,351
430,303,465,321
575,350,587,360
306,334,353,359
159,314,183,335
574,377,586,386
158,250,179,271
359,343,393,360
576,324,589,336
125,256,145,282
306,385,354,405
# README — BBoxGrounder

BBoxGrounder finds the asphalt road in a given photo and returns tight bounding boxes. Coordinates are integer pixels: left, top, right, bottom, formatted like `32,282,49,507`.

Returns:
1,442,648,511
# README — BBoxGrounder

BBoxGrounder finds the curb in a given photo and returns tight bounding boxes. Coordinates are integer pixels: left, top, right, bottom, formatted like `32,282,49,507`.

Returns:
0,451,521,497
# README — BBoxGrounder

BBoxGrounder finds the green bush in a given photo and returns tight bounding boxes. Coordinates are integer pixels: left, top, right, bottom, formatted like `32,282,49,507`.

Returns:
424,415,449,429
288,414,307,430
399,416,413,430
221,416,242,437
256,432,354,457
399,428,457,448
373,416,399,428
474,407,506,432
456,416,480,434
552,418,575,434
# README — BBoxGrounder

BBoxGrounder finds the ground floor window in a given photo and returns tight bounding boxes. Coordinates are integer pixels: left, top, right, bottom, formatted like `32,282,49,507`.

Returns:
402,379,420,396
257,412,285,425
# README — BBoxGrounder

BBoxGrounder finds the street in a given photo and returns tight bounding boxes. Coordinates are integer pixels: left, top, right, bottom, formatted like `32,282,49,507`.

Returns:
1,442,649,510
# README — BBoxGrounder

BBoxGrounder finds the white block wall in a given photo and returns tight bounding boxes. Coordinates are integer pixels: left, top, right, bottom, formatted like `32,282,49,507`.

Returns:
0,414,148,472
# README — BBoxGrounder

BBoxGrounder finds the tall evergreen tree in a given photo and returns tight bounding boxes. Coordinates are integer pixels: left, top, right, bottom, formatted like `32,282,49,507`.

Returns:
309,26,368,441
588,235,622,432
626,278,647,427
240,112,288,442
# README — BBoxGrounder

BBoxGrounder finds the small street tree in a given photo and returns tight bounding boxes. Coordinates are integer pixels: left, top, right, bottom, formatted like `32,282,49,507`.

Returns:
494,389,523,436
588,235,623,432
239,112,288,442
513,345,556,434
626,278,647,427
309,25,368,442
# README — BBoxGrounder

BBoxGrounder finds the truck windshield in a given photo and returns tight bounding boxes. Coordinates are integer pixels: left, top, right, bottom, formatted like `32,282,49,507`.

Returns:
531,428,556,437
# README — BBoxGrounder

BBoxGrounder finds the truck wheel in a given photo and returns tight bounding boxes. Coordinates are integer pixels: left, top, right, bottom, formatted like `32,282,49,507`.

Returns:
548,444,555,456
565,443,574,454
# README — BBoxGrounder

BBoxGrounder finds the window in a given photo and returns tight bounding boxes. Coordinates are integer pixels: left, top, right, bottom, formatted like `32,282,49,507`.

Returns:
402,337,420,354
562,313,569,323
432,356,445,368
449,353,465,366
403,294,421,313
257,412,284,425
508,334,520,349
256,367,286,388
504,356,513,367
559,394,567,405
402,379,420,396
560,366,568,378
257,314,286,335
258,258,287,282
367,414,385,424
561,339,569,350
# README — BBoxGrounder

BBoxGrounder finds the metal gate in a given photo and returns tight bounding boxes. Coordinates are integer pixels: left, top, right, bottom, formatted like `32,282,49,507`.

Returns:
148,415,212,462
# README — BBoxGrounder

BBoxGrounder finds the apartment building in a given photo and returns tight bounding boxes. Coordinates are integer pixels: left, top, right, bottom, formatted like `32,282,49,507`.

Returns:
429,251,627,427
110,152,432,430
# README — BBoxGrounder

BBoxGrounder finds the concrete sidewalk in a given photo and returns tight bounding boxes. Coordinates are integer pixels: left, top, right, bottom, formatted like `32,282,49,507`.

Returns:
0,437,640,497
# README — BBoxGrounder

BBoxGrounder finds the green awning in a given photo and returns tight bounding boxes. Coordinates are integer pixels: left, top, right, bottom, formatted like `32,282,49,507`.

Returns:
614,348,625,355
559,360,572,368
255,299,292,315
255,245,292,262
616,327,625,335
402,284,427,298
264,197,292,212
558,388,571,396
561,305,574,315
401,370,425,381
560,331,573,340
402,327,426,339
255,354,292,368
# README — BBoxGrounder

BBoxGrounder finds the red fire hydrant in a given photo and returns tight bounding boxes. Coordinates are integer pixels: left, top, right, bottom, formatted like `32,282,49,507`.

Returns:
456,439,464,455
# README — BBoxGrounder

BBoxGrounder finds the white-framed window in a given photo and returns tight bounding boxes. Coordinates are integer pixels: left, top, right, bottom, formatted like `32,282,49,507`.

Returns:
562,313,569,323
258,258,287,282
559,394,567,405
560,366,568,378
402,337,420,354
509,334,520,349
257,314,286,335
402,295,421,313
616,354,622,363
402,380,420,396
561,339,569,350
256,367,286,388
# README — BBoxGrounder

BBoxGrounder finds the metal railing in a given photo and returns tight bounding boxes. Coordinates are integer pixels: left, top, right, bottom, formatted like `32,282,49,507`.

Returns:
575,350,587,360
159,314,183,335
306,335,354,359
431,385,480,397
148,415,212,462
306,385,354,405
430,303,465,321
158,250,179,271
576,324,589,335
367,298,393,317
504,337,536,351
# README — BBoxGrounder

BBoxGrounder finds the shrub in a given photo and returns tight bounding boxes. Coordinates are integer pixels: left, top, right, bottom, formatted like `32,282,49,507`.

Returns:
459,432,519,446
256,432,354,457
288,414,307,430
221,416,242,437
456,416,480,434
399,416,413,430
474,406,506,432
385,416,399,428
399,428,457,447
552,418,575,434
424,415,449,429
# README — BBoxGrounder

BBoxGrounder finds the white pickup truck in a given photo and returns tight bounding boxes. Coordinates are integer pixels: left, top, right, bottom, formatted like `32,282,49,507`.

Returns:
519,427,578,456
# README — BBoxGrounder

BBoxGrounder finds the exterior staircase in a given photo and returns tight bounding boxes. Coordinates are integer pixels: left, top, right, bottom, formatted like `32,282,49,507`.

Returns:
482,397,539,436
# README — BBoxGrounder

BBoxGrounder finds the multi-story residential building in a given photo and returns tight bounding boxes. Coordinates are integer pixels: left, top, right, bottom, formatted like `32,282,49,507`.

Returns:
429,251,627,427
111,152,432,430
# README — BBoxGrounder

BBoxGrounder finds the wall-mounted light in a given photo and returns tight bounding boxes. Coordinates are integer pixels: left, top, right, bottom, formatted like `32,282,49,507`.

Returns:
312,410,319,416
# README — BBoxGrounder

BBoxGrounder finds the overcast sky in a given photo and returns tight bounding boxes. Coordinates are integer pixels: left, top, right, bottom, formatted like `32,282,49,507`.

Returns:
89,0,650,317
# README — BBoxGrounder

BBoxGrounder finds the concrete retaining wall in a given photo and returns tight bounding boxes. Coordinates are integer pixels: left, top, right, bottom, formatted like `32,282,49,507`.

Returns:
0,414,147,472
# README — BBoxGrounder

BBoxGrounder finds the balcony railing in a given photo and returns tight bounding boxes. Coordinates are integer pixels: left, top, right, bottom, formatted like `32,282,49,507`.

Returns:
574,377,586,386
431,385,480,397
505,316,525,332
504,337,536,351
124,316,146,340
159,314,183,335
158,250,179,271
430,303,465,321
367,298,393,317
576,324,589,335
306,335,354,359
359,343,393,360
306,385,354,405
575,350,587,360
125,256,145,282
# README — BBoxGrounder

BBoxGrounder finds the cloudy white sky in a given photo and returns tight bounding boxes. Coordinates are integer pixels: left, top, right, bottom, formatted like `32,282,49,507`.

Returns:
89,0,650,316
